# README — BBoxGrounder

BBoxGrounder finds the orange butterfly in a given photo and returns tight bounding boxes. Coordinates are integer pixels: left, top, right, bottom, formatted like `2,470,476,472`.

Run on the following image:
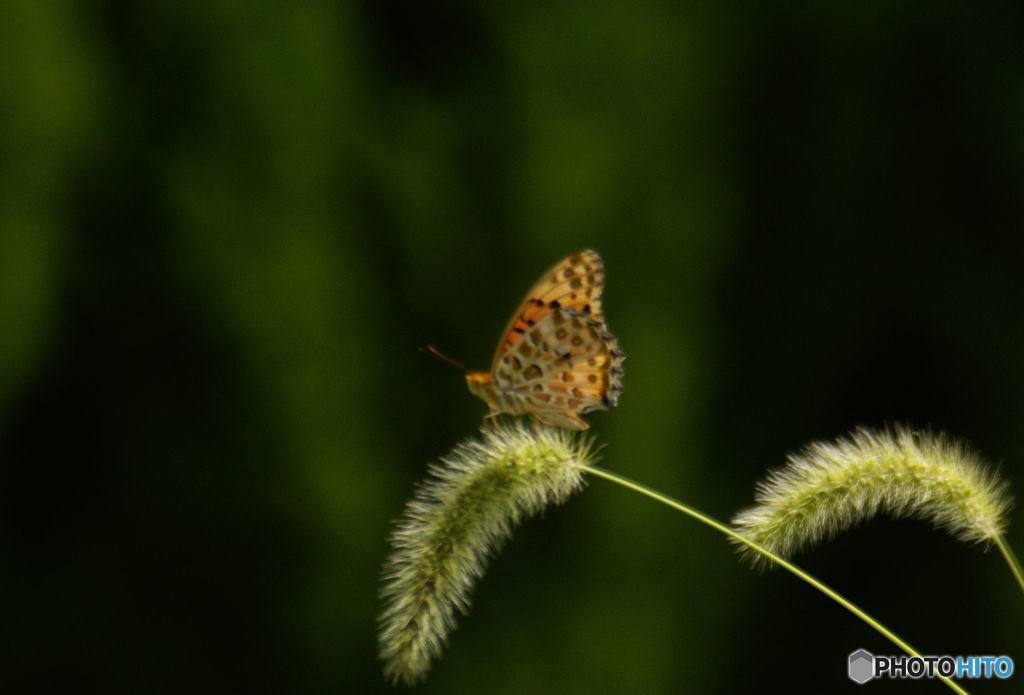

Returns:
462,249,624,430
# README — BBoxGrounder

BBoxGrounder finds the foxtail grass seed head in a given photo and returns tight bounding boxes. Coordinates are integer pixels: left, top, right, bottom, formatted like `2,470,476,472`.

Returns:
732,426,1012,567
378,422,596,685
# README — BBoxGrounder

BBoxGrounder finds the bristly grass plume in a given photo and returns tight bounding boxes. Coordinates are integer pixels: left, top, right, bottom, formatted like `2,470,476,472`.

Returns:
378,422,596,685
732,426,1013,566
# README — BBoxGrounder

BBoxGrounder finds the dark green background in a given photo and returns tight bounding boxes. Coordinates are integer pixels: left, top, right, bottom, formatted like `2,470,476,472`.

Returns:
2,1,1022,693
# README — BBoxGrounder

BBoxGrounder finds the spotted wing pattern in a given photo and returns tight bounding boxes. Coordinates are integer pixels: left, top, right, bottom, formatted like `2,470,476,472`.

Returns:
492,250,605,371
492,306,624,429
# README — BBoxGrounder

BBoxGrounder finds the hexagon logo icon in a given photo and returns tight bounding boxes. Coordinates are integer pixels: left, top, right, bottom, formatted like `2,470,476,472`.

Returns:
848,649,875,684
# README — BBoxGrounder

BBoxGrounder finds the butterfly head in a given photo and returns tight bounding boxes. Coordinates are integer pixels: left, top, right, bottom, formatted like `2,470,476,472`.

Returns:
465,371,498,407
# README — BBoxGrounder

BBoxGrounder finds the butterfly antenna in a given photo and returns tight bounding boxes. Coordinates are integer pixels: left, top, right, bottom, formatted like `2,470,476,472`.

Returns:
420,345,467,371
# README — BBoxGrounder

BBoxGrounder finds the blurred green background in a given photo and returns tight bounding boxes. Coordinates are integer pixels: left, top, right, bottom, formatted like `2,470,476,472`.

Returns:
2,1,1023,692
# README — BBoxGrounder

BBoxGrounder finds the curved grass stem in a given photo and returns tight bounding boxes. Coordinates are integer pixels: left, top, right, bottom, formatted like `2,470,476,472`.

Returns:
995,534,1024,596
582,465,968,695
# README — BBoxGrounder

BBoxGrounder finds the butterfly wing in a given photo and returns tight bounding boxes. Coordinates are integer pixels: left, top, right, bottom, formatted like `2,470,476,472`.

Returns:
493,307,624,429
491,250,606,372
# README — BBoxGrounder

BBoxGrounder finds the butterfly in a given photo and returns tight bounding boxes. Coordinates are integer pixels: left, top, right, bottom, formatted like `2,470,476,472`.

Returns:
463,249,624,430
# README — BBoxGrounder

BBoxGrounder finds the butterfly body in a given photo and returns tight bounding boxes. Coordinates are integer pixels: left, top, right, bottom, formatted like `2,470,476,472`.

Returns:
465,250,624,430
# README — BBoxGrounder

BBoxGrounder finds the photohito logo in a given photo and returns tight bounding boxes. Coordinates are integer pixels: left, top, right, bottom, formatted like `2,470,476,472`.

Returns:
848,649,1014,684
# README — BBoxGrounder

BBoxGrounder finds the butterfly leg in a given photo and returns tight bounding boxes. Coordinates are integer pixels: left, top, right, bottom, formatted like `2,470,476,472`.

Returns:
483,409,501,430
532,411,589,431
564,412,590,430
